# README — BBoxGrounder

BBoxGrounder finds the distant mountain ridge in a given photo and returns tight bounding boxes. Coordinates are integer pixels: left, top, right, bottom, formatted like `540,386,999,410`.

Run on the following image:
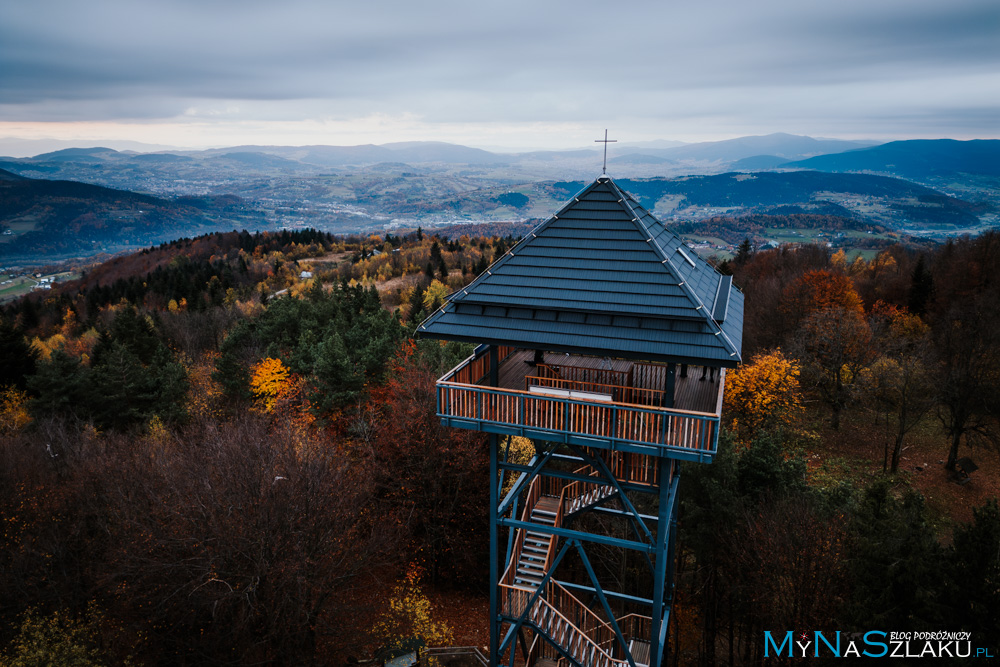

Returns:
783,139,1000,179
5,134,876,171
648,132,877,162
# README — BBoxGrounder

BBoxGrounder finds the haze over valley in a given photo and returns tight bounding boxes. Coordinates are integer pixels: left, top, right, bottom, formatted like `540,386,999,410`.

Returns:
0,134,997,266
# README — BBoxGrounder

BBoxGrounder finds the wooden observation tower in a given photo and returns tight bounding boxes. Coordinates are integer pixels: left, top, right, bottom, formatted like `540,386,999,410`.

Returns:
419,175,744,667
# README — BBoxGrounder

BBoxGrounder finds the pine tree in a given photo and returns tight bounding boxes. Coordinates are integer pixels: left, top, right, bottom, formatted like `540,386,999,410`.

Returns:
735,237,754,265
908,254,933,316
0,322,39,389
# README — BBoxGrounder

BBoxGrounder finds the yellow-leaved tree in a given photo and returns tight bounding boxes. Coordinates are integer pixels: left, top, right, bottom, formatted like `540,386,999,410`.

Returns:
422,280,449,313
501,436,535,496
0,385,31,435
723,348,803,443
372,566,453,658
249,357,291,413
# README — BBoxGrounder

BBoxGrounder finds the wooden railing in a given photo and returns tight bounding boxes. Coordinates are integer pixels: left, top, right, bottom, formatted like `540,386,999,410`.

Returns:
438,381,718,455
526,376,667,408
448,345,515,385
538,363,632,390
500,472,543,595
602,451,662,488
561,466,614,515
515,583,652,667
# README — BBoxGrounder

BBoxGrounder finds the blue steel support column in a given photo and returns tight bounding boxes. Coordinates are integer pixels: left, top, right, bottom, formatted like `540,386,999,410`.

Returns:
489,432,499,667
489,345,500,667
649,453,672,667
666,463,679,601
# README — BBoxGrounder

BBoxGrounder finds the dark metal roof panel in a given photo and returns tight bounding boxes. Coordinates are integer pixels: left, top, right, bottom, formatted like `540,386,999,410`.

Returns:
420,312,736,364
420,176,744,364
474,276,688,297
454,296,708,319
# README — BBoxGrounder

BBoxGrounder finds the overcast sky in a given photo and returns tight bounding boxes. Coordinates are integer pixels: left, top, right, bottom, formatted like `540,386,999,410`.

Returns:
0,0,997,153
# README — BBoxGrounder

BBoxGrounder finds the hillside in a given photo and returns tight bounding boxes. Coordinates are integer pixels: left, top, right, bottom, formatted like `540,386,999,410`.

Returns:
544,171,990,229
784,139,1000,180
0,169,260,260
0,225,997,664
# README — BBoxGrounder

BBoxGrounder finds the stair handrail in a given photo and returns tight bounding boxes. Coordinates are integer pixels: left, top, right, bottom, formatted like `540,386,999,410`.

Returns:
501,472,542,590
531,592,627,667
544,483,567,570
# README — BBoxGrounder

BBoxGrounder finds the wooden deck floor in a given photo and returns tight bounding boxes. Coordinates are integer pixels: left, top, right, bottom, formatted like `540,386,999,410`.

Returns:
492,349,721,414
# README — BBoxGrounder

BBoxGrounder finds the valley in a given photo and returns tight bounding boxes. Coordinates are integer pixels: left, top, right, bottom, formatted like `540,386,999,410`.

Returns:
1,135,997,267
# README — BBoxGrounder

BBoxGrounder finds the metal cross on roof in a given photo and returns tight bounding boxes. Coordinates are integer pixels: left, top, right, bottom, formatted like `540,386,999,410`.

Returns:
595,129,617,175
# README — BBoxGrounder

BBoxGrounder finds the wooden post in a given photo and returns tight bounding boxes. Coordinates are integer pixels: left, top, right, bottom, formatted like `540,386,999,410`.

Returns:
490,345,499,387
663,363,676,409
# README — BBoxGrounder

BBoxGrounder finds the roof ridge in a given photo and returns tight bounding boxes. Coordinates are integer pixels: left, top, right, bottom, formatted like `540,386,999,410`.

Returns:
604,178,739,359
440,179,606,307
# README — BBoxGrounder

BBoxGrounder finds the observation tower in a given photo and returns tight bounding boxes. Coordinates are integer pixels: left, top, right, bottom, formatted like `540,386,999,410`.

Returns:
419,174,744,667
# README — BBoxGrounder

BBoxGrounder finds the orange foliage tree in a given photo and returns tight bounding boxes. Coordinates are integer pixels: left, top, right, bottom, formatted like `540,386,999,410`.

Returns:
723,349,803,442
781,269,864,321
249,357,292,413
0,385,32,435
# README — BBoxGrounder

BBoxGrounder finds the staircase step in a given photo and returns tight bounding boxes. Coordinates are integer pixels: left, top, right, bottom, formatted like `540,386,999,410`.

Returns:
629,639,651,667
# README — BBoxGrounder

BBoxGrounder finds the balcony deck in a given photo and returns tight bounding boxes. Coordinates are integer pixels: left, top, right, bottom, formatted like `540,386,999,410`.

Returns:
497,349,721,414
436,347,725,461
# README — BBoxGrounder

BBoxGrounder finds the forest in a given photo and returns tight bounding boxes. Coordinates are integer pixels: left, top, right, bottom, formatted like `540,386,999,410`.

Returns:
0,226,998,665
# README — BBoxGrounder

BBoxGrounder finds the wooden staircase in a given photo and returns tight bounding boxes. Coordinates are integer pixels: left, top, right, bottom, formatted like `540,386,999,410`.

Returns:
514,498,559,588
500,451,660,667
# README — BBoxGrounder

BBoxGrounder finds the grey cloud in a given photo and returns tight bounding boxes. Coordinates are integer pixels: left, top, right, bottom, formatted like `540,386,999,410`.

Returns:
0,0,996,137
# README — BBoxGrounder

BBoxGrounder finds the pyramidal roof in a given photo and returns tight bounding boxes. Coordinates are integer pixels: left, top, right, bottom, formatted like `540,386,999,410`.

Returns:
419,175,743,366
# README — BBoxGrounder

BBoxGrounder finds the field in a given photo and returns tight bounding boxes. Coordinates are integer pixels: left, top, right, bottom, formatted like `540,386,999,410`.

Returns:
0,270,80,303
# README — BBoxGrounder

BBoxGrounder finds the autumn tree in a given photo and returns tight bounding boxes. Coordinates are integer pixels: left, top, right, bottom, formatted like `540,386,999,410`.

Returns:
97,415,396,663
928,233,1000,469
722,348,802,442
729,244,830,354
863,305,935,472
372,565,454,658
0,386,31,435
422,279,448,314
366,346,489,586
249,357,292,412
793,306,873,430
781,268,864,324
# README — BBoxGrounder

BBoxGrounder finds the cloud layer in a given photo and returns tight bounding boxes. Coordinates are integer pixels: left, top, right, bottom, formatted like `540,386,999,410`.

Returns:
1,0,997,147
